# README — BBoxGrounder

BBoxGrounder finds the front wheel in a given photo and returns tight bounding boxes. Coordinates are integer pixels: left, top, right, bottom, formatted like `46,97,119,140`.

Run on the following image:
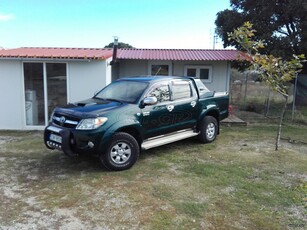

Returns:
198,116,218,143
100,132,140,171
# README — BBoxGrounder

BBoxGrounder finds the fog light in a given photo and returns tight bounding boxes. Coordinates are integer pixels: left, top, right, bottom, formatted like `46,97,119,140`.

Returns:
88,141,94,148
47,141,53,148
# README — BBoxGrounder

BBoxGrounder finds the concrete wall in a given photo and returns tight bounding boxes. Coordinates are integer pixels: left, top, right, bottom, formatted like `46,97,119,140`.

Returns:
118,60,148,77
116,59,231,92
68,59,109,102
0,60,24,129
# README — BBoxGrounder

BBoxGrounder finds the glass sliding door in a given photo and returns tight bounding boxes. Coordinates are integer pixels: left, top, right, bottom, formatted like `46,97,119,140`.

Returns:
47,63,67,118
24,63,44,125
24,62,67,127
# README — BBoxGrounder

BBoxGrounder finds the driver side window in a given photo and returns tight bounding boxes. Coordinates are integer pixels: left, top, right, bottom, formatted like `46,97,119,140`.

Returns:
149,85,170,103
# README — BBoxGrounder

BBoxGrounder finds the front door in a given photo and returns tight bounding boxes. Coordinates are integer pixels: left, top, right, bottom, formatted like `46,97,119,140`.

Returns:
141,83,173,138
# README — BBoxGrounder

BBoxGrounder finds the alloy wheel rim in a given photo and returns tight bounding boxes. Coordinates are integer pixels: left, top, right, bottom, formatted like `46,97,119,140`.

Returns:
206,123,216,139
110,142,131,164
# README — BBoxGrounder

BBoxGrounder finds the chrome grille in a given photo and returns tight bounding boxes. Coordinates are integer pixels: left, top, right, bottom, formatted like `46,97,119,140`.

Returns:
52,113,80,128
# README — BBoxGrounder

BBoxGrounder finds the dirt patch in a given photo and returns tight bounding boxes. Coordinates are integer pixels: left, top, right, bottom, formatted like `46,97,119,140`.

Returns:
0,136,18,146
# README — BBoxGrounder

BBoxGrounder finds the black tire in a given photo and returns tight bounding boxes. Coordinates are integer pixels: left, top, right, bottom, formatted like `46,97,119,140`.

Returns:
100,132,140,171
198,116,218,143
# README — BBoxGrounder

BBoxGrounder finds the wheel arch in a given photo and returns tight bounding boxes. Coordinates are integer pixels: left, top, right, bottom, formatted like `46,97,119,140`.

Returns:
198,109,220,134
98,120,143,154
117,126,143,147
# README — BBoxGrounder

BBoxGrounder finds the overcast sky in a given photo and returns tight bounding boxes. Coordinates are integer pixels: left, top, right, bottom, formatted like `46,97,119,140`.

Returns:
0,0,231,49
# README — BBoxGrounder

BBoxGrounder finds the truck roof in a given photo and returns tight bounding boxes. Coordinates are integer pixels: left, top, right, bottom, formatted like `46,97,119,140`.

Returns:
117,76,192,83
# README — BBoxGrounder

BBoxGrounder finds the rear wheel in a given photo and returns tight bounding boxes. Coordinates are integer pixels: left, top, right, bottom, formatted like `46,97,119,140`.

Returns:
100,132,140,171
198,116,218,143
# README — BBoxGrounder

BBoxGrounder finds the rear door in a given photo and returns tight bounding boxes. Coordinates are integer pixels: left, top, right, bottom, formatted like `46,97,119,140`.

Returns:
169,79,198,131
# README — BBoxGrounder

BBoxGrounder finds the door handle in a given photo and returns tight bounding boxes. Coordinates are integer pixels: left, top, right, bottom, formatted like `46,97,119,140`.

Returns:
167,105,174,112
191,101,196,107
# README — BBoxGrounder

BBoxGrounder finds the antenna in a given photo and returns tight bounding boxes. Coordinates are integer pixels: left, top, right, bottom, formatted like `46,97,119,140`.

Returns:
213,34,217,49
154,67,162,76
213,28,220,49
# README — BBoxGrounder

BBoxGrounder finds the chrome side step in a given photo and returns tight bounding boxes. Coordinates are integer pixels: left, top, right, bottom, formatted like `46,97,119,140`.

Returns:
141,129,199,150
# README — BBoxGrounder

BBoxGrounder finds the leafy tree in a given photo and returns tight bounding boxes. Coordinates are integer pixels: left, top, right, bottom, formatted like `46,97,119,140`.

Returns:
228,22,305,150
104,42,134,49
216,0,307,65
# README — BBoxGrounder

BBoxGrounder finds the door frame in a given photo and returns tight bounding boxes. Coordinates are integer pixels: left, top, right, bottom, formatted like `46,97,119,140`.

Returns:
22,61,69,128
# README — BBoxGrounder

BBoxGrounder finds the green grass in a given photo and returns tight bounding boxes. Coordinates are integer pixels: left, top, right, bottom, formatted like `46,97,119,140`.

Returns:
0,121,306,229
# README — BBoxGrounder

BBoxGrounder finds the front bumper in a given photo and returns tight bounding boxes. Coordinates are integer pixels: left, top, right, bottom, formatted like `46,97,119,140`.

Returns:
44,124,104,157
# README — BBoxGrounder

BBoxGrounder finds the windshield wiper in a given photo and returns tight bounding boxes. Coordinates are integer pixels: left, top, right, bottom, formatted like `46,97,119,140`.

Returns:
104,98,124,103
94,96,128,103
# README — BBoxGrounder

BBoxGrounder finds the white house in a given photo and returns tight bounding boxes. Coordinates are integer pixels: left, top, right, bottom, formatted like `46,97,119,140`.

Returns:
114,49,237,92
0,47,113,130
0,47,237,130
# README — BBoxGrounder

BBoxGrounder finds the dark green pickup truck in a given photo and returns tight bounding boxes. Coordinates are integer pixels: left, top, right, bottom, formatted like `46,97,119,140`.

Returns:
44,76,229,170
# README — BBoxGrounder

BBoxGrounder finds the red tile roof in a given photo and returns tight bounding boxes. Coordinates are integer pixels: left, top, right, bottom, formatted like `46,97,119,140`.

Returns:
0,47,113,60
117,49,238,61
0,47,239,61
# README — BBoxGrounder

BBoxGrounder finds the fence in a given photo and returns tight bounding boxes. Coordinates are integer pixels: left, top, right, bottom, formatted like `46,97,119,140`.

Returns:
230,77,307,124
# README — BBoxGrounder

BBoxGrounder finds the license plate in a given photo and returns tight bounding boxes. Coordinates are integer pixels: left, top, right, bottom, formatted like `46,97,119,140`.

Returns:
50,134,62,143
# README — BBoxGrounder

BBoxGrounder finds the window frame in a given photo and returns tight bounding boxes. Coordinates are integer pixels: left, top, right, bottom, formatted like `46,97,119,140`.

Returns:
148,61,172,76
145,82,171,105
170,79,197,102
184,65,213,83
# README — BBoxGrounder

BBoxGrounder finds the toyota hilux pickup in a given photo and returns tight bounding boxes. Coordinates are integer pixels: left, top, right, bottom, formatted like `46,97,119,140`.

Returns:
44,76,229,171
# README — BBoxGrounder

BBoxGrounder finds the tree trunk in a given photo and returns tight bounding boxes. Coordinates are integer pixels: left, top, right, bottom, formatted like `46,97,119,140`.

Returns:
265,87,271,117
275,95,289,151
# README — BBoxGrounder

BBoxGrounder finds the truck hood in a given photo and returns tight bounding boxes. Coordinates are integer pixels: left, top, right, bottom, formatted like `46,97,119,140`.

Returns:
55,98,128,118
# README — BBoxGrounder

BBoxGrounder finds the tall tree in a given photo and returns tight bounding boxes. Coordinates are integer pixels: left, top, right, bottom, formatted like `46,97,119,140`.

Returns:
104,42,134,49
228,22,305,150
216,0,307,63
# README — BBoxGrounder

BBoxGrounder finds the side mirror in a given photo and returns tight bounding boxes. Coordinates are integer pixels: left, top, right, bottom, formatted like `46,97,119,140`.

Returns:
143,96,158,106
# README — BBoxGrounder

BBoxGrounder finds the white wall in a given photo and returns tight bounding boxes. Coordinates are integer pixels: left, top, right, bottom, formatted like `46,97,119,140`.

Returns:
118,60,148,77
105,57,112,85
0,60,24,129
68,60,108,102
207,61,230,92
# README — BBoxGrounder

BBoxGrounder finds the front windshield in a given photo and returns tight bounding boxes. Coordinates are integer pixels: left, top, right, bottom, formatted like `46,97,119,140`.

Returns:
94,80,149,103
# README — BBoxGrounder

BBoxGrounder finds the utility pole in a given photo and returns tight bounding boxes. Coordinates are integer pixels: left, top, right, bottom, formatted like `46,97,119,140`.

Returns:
213,34,216,49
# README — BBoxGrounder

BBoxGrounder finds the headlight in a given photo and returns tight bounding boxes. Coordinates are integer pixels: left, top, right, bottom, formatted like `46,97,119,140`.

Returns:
76,117,108,130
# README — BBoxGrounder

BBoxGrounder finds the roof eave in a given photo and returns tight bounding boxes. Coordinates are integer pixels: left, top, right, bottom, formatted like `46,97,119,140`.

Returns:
0,56,97,62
